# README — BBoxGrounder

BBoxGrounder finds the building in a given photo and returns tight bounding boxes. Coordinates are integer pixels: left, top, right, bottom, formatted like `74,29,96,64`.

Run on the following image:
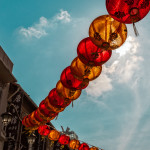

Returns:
0,46,54,150
0,46,17,150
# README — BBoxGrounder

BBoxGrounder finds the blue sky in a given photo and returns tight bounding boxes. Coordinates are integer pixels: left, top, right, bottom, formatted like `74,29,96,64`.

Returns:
0,0,150,149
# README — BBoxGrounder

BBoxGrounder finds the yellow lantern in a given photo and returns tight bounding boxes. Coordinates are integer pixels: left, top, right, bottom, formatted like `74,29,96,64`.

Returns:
48,130,60,141
30,111,41,126
56,80,81,100
69,139,80,149
89,15,127,50
90,147,99,150
71,57,102,81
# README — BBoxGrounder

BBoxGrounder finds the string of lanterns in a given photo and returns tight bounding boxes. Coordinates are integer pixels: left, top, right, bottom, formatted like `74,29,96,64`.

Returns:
22,0,150,149
38,124,102,150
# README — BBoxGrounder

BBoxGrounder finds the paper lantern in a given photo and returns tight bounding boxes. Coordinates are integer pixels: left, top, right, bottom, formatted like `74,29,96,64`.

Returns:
45,97,65,113
38,125,51,136
77,37,112,66
22,116,30,128
34,109,44,122
89,15,127,50
26,115,35,127
30,111,41,125
71,57,102,81
36,108,57,124
48,130,60,141
69,139,80,149
106,0,150,24
48,88,72,108
36,108,49,121
78,143,90,150
56,80,81,100
58,135,70,145
90,147,99,150
39,100,57,117
60,66,89,90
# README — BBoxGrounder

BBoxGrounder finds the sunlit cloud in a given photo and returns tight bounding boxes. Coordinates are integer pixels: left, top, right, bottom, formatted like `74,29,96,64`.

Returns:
86,36,143,97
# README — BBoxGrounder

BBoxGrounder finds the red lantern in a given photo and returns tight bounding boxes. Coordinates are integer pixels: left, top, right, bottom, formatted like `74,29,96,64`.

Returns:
106,0,150,24
77,37,112,66
78,143,90,150
34,109,44,122
26,115,37,127
58,134,70,145
22,116,30,128
48,88,72,108
39,100,57,117
60,66,89,90
38,125,51,136
45,97,65,113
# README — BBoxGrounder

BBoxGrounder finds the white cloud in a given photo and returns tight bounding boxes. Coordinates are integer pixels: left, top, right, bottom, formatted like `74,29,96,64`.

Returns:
86,73,113,97
86,36,143,97
56,9,71,23
19,9,71,39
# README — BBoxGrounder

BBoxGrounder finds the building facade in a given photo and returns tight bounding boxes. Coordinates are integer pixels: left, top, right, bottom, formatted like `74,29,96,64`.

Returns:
0,47,55,150
0,46,17,150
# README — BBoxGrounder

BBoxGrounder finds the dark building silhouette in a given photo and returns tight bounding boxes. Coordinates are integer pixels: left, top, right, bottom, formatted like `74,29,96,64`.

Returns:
0,46,55,150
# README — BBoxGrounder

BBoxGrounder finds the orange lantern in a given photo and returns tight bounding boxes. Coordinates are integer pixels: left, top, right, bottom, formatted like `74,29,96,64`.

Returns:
25,115,35,127
48,129,60,141
22,116,30,128
69,139,80,149
71,57,102,81
89,15,127,50
48,130,61,147
56,80,81,100
29,111,41,126
45,97,65,113
90,147,99,150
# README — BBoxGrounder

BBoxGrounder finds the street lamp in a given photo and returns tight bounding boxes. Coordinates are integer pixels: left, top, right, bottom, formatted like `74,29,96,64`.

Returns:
27,134,36,150
0,102,36,150
1,112,13,126
27,134,36,145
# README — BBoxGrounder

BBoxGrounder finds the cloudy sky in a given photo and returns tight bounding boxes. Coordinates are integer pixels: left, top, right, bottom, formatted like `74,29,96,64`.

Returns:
0,0,150,149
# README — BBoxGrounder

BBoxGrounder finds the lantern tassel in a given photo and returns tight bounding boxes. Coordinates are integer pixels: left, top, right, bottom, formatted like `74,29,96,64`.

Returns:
72,101,74,107
50,141,54,147
60,145,64,150
55,114,58,120
133,23,139,36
